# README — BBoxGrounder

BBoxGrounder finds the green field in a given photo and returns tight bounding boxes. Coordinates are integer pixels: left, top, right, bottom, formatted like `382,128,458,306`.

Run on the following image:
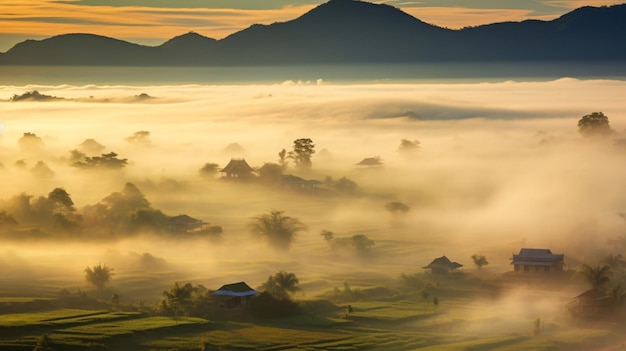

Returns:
1,279,624,351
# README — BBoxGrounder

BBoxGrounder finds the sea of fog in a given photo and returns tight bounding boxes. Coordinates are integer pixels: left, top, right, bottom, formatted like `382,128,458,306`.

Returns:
1,70,626,302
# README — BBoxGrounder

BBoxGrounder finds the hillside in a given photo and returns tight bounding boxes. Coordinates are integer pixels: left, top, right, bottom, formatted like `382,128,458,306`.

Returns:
1,0,625,65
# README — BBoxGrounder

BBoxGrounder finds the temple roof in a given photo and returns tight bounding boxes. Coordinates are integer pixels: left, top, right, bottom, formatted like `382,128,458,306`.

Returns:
219,158,255,174
511,248,564,265
356,157,383,166
423,256,463,270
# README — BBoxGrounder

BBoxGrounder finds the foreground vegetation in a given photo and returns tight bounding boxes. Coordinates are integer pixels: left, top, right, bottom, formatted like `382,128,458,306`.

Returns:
1,270,625,351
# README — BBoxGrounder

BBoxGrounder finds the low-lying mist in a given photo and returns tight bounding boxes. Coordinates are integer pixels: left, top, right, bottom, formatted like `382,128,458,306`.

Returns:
1,78,625,307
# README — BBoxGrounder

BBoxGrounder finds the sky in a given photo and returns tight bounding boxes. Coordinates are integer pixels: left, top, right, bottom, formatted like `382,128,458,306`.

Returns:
0,0,624,52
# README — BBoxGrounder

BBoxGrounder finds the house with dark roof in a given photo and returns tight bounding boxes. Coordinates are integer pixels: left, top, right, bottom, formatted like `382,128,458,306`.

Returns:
219,158,255,179
282,174,323,190
423,256,463,274
212,281,259,309
567,288,613,318
511,248,564,273
356,157,383,168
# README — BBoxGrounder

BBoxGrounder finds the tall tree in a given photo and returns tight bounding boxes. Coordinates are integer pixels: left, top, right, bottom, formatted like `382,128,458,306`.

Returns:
288,138,315,169
248,210,307,250
84,263,114,292
578,264,612,290
260,271,303,300
578,112,612,138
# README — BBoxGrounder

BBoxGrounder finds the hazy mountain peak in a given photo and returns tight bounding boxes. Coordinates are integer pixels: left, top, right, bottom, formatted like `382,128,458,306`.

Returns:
159,31,217,48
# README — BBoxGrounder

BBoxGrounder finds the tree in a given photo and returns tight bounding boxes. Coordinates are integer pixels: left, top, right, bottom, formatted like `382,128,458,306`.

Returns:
73,152,128,169
18,132,44,152
578,112,613,138
48,188,75,215
278,149,288,169
601,254,626,273
84,263,114,292
125,130,152,146
199,163,219,177
258,163,283,184
161,282,194,317
333,177,358,194
248,210,307,250
260,270,303,300
320,230,334,242
385,201,410,214
471,254,489,270
398,138,420,157
350,234,375,255
578,264,612,290
288,138,315,169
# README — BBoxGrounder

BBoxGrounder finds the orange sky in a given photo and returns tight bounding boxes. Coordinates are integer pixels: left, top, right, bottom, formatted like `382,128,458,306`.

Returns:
1,0,624,52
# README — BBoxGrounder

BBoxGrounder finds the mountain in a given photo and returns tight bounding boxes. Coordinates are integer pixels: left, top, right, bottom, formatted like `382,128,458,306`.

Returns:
1,0,625,65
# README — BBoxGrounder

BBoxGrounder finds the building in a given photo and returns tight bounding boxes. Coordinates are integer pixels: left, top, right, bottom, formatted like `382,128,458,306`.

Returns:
511,248,564,273
423,256,463,274
567,289,613,318
212,282,259,309
219,158,255,179
356,157,383,168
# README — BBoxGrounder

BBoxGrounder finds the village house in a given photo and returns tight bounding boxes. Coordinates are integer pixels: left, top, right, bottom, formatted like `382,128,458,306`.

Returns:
219,158,255,179
356,157,383,168
423,256,463,274
567,288,613,318
212,282,259,309
511,248,565,273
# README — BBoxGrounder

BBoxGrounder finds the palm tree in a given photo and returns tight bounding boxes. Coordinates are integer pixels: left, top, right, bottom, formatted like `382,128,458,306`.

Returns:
84,263,114,292
471,254,489,270
578,264,612,290
248,210,307,250
260,271,303,300
162,282,194,317
601,254,626,273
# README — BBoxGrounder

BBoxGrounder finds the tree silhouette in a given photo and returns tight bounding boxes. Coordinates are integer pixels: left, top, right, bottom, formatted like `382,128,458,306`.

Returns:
84,263,114,292
288,138,315,169
578,112,612,138
249,210,307,250
260,271,303,300
385,201,410,214
578,264,612,290
471,254,489,270
48,188,75,215
161,282,194,317
601,254,625,273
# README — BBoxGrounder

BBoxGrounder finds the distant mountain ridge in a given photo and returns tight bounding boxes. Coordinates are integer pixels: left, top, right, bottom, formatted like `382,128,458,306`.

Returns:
1,0,625,65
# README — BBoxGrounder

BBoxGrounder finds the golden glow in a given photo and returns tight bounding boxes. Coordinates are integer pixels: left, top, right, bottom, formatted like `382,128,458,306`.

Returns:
402,7,559,29
0,0,316,44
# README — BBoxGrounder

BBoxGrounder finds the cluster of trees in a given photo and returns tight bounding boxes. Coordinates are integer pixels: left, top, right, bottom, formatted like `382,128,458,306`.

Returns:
320,230,375,257
0,183,221,239
248,210,307,250
0,188,81,231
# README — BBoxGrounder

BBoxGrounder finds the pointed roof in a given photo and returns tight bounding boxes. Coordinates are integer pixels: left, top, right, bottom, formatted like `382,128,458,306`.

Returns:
219,158,255,174
213,281,259,297
356,157,383,166
511,248,564,265
423,256,463,270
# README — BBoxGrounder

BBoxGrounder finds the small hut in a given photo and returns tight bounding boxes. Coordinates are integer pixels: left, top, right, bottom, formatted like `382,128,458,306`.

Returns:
423,256,463,274
219,158,255,179
511,248,564,273
212,282,259,309
356,157,383,168
567,289,613,318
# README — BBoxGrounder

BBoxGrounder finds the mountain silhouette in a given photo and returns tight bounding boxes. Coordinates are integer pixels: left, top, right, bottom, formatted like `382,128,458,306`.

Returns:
0,0,625,65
